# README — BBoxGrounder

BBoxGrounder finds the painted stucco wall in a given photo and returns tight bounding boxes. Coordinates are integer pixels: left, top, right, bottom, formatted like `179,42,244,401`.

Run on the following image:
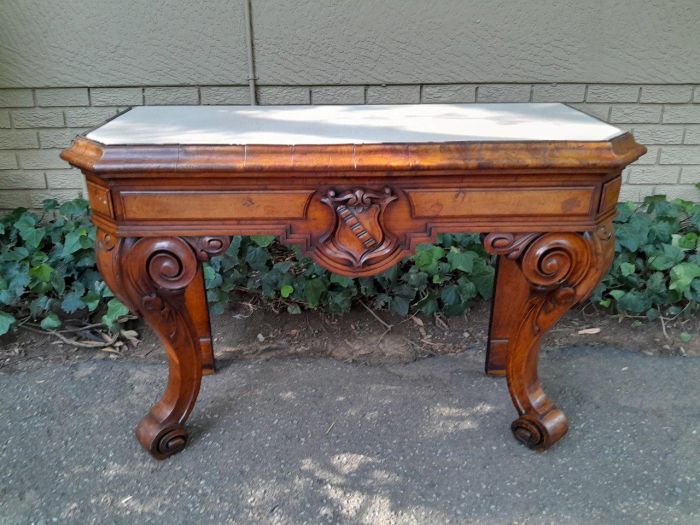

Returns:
1,0,699,208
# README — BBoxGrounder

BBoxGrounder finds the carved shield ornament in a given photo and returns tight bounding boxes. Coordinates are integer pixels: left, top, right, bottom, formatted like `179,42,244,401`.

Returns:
319,187,398,270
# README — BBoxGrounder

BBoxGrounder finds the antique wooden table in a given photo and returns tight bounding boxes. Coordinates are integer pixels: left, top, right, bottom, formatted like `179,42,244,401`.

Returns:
62,103,645,459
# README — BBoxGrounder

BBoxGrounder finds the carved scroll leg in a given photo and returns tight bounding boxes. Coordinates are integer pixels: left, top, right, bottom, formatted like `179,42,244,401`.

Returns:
185,266,216,375
484,224,615,450
486,256,531,376
96,231,208,459
506,291,571,451
135,284,202,459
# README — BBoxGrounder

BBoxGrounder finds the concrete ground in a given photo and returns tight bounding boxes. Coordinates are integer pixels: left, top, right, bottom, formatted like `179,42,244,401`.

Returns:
1,347,698,524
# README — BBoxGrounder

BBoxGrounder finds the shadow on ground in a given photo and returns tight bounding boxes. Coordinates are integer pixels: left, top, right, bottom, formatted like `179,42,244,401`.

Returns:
1,347,698,524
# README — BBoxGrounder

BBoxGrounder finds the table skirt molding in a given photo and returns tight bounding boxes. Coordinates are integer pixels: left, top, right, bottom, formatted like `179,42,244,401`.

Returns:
83,172,623,277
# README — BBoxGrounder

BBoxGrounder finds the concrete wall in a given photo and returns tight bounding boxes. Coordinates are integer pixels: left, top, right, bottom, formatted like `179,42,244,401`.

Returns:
1,0,699,208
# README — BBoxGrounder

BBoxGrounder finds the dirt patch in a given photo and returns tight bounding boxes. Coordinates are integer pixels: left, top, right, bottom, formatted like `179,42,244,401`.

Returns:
1,299,698,374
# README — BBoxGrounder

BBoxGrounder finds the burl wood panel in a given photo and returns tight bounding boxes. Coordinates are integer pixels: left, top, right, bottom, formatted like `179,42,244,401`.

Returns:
406,187,595,218
62,132,645,459
120,190,313,220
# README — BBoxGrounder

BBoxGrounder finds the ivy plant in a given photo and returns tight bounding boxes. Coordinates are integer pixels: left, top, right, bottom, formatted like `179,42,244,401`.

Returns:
0,199,128,335
202,232,494,318
592,194,700,319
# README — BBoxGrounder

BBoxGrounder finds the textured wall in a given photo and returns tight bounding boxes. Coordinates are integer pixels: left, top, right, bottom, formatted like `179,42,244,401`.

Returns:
0,1,699,208
0,0,249,87
253,0,700,84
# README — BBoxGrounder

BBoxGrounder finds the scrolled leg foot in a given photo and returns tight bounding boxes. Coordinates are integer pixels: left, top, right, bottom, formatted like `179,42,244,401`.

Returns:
511,410,568,450
136,414,188,460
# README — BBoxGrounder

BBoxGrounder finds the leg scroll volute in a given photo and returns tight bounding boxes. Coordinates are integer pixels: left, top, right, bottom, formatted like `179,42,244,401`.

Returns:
484,223,615,450
95,230,230,459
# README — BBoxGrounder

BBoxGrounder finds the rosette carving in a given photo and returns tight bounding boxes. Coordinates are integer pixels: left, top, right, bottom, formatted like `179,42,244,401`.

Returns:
96,230,116,252
484,223,615,450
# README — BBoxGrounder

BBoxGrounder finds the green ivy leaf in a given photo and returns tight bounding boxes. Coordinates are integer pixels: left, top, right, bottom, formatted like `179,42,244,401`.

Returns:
40,312,61,330
58,199,89,217
1,246,29,262
280,284,294,298
273,261,294,274
616,214,651,252
646,272,668,298
62,229,86,257
440,284,460,306
620,262,636,276
0,311,16,335
457,278,477,302
29,263,54,283
413,245,445,275
327,289,354,313
209,302,225,315
101,298,129,329
42,199,59,211
418,297,438,315
29,296,51,317
61,291,84,314
471,267,495,300
13,213,36,233
251,235,276,247
245,246,270,270
203,264,217,284
304,278,326,308
674,232,698,250
648,248,680,271
446,248,476,273
20,226,46,249
401,269,428,289
389,296,410,316
616,291,652,314
330,274,354,287
287,303,302,314
669,263,700,293
609,289,626,301
82,291,101,312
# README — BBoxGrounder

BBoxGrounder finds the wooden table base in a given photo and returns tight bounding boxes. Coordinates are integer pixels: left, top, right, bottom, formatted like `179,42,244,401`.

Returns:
61,104,645,459
93,222,614,458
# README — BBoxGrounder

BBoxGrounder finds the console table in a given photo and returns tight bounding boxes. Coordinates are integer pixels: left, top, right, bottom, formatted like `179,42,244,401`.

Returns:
61,103,645,459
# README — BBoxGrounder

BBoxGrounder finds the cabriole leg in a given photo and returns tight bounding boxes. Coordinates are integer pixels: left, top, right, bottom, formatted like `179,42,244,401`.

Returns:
95,230,230,459
484,224,615,450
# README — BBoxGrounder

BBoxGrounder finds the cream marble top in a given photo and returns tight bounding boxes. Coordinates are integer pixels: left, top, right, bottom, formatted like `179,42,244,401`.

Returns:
87,103,624,146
